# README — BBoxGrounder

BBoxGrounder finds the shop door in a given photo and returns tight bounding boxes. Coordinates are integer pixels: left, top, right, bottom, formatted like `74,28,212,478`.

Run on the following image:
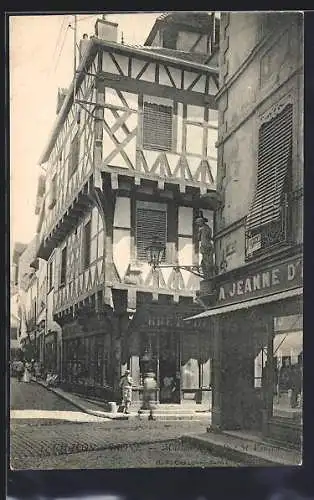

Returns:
159,331,180,404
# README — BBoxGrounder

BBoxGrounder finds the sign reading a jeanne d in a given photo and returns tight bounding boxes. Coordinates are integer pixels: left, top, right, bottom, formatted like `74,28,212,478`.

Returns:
217,255,303,305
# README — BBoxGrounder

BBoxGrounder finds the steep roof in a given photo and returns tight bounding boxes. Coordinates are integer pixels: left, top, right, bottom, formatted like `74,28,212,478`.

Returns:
144,12,213,45
157,12,212,30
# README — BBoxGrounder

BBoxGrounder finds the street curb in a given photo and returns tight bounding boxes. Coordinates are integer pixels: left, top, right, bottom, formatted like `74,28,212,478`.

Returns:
34,380,126,420
34,380,211,421
181,435,298,466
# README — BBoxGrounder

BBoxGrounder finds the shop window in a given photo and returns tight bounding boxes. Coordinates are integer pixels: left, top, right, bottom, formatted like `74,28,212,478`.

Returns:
60,246,67,286
272,314,303,420
143,102,173,151
254,346,267,388
136,201,167,262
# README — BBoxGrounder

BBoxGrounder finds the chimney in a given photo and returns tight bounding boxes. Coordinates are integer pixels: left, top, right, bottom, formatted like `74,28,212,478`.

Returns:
56,88,68,114
94,18,118,43
79,33,90,61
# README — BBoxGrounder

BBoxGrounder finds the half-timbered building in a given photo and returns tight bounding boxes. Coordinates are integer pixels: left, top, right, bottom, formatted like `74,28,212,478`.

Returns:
35,13,219,405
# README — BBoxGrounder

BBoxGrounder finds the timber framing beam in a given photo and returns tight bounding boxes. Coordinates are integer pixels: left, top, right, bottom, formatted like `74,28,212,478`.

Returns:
97,72,217,109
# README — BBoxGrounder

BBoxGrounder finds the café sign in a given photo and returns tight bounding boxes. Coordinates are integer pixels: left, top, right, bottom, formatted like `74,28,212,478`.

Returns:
217,255,303,305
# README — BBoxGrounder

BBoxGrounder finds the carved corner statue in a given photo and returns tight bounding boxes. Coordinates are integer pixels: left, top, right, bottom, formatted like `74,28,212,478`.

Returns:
195,212,215,279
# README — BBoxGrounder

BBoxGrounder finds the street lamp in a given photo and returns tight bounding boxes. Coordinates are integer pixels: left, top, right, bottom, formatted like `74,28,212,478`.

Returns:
145,236,166,270
145,236,204,278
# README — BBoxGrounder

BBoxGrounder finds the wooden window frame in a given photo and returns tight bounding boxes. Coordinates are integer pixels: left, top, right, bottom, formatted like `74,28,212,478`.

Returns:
60,246,67,286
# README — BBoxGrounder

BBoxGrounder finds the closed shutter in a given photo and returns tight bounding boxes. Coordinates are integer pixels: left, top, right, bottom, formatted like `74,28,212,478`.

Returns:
136,203,167,261
143,102,173,151
68,132,80,179
246,103,293,231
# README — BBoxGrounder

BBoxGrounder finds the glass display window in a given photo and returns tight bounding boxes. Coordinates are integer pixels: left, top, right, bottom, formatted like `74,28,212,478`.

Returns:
272,314,303,420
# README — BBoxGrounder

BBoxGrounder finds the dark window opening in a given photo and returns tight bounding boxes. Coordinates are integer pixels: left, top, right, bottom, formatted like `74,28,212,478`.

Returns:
48,261,54,291
162,28,178,49
143,102,173,152
83,221,91,269
60,247,67,285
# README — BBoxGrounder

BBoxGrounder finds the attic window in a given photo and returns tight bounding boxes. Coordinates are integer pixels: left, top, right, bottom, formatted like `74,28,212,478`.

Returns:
162,28,178,49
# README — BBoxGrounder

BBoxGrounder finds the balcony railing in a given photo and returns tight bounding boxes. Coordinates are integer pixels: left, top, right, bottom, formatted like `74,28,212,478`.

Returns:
245,188,303,260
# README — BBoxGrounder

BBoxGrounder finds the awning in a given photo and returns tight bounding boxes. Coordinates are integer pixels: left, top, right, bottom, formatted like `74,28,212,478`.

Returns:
184,287,303,321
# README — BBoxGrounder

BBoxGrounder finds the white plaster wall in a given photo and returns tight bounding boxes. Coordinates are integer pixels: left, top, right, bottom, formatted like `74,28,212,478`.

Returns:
113,229,131,279
114,197,131,228
186,124,204,155
178,237,193,266
178,206,193,236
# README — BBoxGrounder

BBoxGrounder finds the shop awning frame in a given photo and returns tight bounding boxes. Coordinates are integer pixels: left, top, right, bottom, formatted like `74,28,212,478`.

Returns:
184,287,303,321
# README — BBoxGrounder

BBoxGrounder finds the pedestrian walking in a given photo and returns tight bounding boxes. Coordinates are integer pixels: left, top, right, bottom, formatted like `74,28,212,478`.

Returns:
22,360,32,383
140,371,157,421
33,359,41,381
15,360,24,382
119,369,133,414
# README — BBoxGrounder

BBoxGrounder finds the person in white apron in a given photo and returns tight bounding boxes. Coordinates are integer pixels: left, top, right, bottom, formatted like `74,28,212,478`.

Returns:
119,369,133,414
22,361,32,383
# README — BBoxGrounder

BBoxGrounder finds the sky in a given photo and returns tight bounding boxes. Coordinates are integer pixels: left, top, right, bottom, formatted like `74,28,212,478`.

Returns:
10,12,162,248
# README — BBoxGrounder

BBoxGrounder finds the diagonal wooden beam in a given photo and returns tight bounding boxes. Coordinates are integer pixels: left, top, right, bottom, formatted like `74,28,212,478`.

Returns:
136,61,150,80
110,110,132,135
190,34,203,53
165,66,176,88
103,119,137,169
109,52,124,76
187,73,202,91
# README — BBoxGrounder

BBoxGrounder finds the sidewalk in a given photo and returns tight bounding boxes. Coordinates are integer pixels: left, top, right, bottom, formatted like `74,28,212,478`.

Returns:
181,429,302,466
35,379,210,421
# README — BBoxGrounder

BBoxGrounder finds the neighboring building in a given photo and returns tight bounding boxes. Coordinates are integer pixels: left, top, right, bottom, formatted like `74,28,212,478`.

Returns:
33,13,220,403
16,236,39,358
187,12,303,448
10,242,27,358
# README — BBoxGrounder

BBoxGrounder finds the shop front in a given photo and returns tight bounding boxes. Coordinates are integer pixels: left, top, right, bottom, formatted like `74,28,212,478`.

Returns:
44,331,58,374
60,314,112,400
186,249,303,448
127,304,212,406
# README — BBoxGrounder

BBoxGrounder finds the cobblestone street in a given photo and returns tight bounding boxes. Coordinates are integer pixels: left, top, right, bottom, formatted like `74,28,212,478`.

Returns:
10,378,237,470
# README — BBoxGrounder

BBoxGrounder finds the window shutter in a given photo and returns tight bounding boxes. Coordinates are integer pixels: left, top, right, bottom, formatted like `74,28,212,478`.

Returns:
136,206,167,261
246,103,293,231
143,102,173,151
